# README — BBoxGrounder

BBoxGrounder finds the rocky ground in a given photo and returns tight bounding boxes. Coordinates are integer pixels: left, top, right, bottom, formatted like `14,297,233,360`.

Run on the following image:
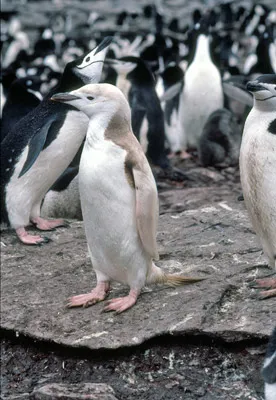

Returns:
1,158,275,400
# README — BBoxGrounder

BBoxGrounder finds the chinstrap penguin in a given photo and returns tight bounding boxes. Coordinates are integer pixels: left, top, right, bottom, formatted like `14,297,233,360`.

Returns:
239,74,276,299
106,56,169,168
1,36,112,245
1,76,43,142
262,326,276,400
178,16,224,154
51,83,203,313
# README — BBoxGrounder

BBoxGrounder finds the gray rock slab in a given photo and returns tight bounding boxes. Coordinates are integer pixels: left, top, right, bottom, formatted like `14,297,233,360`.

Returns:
31,383,118,400
1,187,274,350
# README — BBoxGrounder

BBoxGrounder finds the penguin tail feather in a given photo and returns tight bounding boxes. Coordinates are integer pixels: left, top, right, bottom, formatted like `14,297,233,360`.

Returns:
146,263,204,287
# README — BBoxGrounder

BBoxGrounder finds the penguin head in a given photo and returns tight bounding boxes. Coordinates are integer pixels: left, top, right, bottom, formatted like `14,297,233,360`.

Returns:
64,36,113,85
106,56,137,76
51,83,130,120
247,74,276,105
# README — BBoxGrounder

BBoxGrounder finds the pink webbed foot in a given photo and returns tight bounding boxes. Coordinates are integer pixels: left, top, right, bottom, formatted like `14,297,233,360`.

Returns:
103,289,139,314
16,227,50,245
67,282,110,308
179,150,192,160
31,217,66,231
249,277,276,299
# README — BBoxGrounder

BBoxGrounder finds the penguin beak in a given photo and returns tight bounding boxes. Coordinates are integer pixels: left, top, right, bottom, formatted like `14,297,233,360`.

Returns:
247,81,267,92
94,36,113,55
50,93,80,103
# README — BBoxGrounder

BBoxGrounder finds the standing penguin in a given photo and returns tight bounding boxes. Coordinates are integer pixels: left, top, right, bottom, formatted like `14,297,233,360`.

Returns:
179,16,224,152
159,64,184,155
1,37,112,245
51,83,202,313
239,74,276,299
106,56,169,168
1,76,42,141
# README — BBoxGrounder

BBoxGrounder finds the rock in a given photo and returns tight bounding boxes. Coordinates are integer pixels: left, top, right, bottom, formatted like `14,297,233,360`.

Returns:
1,395,30,400
0,187,275,350
31,383,118,400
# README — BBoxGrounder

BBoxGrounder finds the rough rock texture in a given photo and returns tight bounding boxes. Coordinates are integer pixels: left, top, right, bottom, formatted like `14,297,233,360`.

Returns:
1,185,274,351
31,383,118,400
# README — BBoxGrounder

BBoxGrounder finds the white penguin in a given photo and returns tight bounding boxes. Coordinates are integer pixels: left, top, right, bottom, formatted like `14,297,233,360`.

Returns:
51,83,202,313
179,18,224,152
239,74,276,299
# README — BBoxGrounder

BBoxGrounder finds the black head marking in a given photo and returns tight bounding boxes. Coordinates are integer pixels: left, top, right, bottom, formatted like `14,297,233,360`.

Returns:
268,119,276,135
256,74,276,85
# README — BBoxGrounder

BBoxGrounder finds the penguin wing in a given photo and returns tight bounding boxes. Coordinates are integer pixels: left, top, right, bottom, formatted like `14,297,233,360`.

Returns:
132,164,159,260
18,114,59,177
222,81,253,107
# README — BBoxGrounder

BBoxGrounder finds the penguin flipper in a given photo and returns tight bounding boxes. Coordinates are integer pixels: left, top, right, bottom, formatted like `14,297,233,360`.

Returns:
159,81,183,103
222,82,253,107
19,115,59,178
132,164,159,261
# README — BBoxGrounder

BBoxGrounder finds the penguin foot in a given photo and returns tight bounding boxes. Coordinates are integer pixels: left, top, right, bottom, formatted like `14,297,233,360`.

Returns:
249,277,276,299
179,150,192,160
103,289,139,314
16,227,50,245
31,217,66,231
67,282,110,308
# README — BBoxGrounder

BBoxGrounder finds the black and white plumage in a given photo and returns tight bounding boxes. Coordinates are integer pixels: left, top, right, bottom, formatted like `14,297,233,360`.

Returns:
1,76,43,142
0,36,112,245
178,16,224,152
262,326,276,400
107,56,169,168
159,64,184,154
239,74,276,299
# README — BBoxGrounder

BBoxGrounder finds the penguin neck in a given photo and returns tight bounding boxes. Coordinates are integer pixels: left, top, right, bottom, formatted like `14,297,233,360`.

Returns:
192,34,212,64
253,98,276,113
86,108,117,146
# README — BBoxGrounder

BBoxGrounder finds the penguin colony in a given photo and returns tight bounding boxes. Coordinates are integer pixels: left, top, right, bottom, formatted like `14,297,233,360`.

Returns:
0,1,275,395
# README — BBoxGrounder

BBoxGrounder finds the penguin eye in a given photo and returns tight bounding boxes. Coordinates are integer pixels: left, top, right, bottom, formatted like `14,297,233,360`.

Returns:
85,56,90,62
87,96,94,101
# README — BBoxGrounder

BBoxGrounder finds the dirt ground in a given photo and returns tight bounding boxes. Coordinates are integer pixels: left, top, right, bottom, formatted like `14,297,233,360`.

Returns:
1,331,267,400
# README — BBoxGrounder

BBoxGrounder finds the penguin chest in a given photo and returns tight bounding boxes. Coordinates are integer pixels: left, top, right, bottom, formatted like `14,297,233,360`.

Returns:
240,111,276,259
180,62,223,148
7,110,88,202
79,140,144,282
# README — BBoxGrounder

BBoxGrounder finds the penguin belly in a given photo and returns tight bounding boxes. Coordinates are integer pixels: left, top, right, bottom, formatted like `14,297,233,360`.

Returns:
240,110,276,266
79,140,150,288
180,65,223,150
5,111,88,228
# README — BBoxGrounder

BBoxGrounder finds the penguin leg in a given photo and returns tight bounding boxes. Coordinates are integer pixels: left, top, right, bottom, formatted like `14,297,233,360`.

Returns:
67,270,110,308
15,227,50,245
103,288,140,314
